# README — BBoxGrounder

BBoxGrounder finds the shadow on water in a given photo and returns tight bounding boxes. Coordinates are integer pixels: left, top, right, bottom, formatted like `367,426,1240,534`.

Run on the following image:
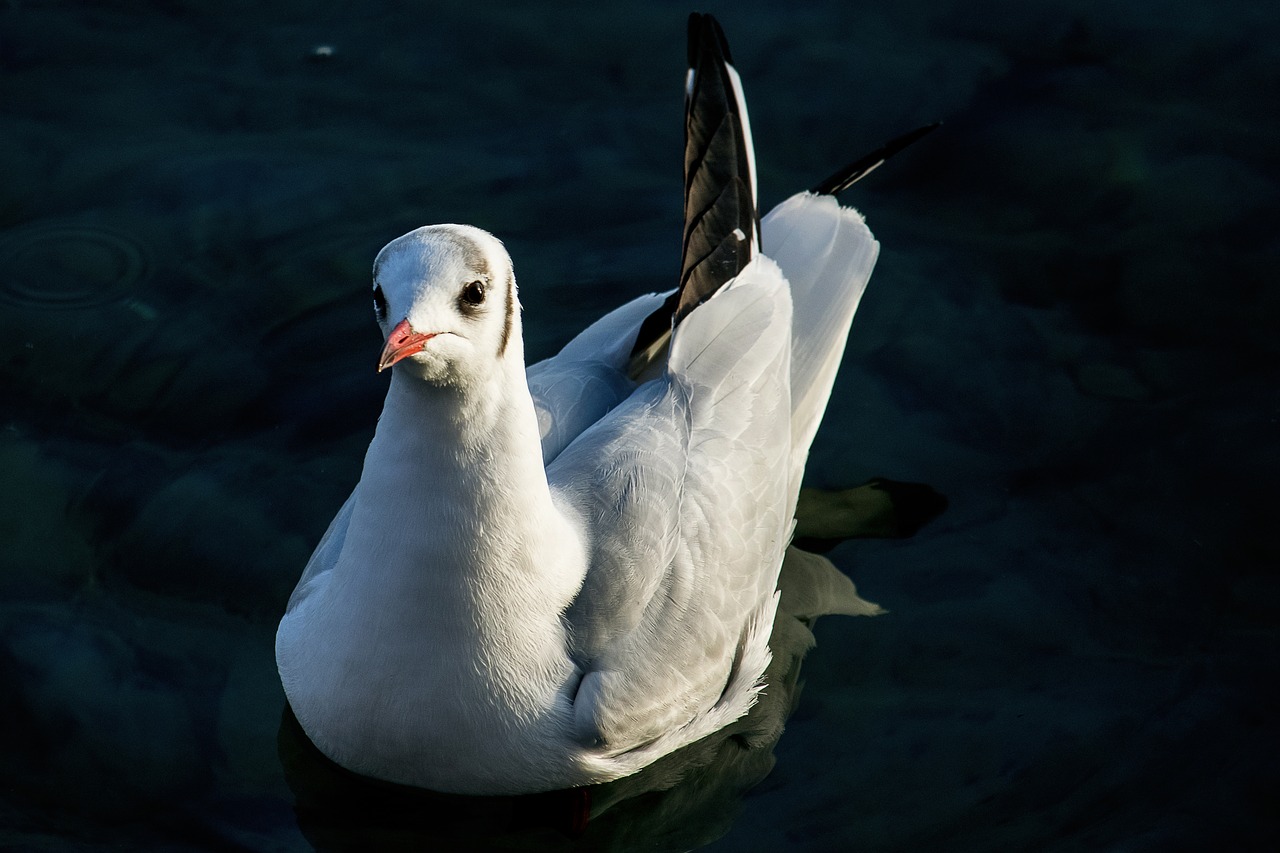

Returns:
278,545,888,852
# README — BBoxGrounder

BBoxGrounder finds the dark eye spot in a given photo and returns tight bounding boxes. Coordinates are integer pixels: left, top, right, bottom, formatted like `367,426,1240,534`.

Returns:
460,280,486,308
372,284,388,322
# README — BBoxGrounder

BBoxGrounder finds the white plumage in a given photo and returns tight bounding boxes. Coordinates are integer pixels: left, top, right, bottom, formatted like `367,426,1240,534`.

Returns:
276,15,880,795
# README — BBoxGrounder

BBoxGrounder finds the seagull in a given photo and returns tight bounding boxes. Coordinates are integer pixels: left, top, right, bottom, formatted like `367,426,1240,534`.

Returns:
277,13,933,796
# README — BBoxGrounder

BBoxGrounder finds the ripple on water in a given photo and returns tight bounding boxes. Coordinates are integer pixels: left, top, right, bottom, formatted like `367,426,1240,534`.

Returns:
0,221,151,310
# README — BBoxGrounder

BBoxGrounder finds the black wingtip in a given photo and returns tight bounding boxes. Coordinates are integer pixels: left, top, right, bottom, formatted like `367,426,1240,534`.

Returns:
686,13,700,67
810,121,942,196
630,13,754,371
687,13,733,67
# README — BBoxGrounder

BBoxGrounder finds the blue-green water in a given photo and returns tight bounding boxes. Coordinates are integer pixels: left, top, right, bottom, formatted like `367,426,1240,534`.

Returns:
2,1,1276,850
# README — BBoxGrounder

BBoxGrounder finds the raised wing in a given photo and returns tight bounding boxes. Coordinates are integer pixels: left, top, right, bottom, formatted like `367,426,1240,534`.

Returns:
544,15,789,760
551,256,794,758
533,12,769,457
629,12,759,378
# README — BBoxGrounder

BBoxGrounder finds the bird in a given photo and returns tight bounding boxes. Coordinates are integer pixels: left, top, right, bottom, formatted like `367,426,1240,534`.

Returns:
276,13,933,796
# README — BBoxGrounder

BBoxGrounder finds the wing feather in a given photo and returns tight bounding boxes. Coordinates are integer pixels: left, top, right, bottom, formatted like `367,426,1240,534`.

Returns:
552,257,793,754
629,13,758,370
527,291,669,464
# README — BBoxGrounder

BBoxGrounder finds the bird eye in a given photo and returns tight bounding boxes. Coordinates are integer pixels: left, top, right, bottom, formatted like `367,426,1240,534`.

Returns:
372,284,388,322
460,280,486,307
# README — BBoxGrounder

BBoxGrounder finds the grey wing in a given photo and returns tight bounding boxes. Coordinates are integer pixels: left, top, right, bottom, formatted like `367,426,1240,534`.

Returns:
549,259,794,754
284,492,354,614
527,291,670,465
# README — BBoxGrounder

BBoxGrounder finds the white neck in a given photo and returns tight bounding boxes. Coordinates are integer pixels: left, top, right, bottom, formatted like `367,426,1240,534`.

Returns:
345,361,585,664
281,358,586,787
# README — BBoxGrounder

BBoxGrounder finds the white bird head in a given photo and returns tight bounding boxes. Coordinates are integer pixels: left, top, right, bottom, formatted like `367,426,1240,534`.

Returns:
371,224,519,386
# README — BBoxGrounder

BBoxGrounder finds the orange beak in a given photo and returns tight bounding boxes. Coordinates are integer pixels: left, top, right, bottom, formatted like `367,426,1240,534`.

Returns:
378,319,438,372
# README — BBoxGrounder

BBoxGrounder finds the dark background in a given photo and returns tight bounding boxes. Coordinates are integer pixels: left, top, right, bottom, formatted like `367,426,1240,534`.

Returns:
1,1,1276,849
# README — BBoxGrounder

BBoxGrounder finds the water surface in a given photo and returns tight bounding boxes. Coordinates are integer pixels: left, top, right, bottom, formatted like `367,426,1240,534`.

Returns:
1,1,1276,850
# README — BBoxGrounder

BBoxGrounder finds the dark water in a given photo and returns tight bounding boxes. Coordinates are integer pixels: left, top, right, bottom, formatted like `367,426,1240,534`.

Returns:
2,1,1276,850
